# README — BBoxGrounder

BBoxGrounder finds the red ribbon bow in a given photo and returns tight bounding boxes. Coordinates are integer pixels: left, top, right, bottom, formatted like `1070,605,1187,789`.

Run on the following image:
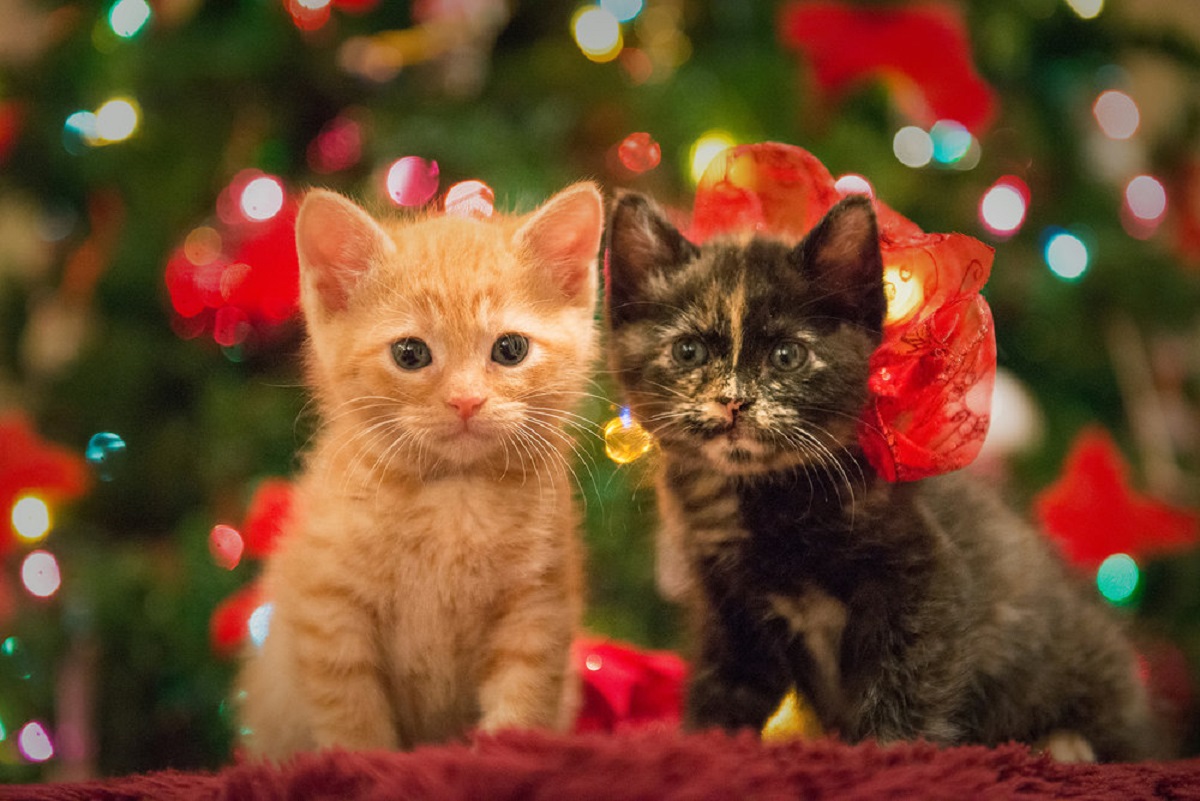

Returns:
687,143,996,481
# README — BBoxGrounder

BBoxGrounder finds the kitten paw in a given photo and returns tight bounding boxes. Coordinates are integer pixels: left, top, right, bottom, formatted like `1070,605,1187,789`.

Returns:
1035,730,1097,763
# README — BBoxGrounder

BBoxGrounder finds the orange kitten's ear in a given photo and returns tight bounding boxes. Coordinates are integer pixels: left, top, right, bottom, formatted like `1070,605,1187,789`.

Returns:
514,182,604,306
295,190,393,314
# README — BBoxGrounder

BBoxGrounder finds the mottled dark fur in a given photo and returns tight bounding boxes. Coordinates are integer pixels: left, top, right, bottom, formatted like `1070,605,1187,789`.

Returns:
604,191,1160,761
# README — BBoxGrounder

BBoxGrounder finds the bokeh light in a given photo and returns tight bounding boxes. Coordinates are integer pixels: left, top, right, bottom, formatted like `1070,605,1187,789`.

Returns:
239,175,286,222
573,6,623,63
1043,229,1090,280
601,0,643,23
386,156,440,207
883,264,925,325
1093,90,1139,140
1124,174,1167,223
11,495,51,543
1096,553,1139,604
108,0,152,38
444,180,495,218
86,431,127,481
834,174,874,197
979,176,1029,237
209,524,245,570
95,98,139,143
18,721,53,763
618,132,661,174
249,602,273,648
21,550,61,598
1066,0,1104,20
930,120,972,165
688,129,736,185
893,126,933,168
63,111,99,150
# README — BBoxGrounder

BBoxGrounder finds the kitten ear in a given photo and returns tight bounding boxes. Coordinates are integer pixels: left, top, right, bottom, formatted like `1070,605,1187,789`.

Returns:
605,191,699,322
793,195,887,334
513,182,604,306
295,189,393,314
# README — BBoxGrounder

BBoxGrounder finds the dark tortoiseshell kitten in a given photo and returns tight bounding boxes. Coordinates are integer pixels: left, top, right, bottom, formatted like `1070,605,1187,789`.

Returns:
604,192,1161,762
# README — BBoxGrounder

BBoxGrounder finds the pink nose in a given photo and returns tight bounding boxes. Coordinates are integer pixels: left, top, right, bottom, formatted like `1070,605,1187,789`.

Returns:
447,396,486,421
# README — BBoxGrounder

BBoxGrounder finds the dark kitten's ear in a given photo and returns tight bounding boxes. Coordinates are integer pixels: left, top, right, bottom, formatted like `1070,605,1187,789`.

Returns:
514,181,604,308
605,191,699,322
793,195,886,334
295,190,394,315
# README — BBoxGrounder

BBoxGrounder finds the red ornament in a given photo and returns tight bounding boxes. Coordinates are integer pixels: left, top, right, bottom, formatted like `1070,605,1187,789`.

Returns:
209,524,245,571
687,142,996,482
241,478,294,559
0,413,89,554
779,1,997,133
1034,427,1199,569
0,101,22,165
210,583,263,658
572,636,687,733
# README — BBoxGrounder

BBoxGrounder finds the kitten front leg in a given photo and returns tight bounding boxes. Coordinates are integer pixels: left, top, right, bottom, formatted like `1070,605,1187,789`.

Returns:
287,599,399,751
477,575,577,734
685,603,791,733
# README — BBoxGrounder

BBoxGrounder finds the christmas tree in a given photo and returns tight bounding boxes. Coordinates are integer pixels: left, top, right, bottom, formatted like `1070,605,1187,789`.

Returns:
1,0,1198,781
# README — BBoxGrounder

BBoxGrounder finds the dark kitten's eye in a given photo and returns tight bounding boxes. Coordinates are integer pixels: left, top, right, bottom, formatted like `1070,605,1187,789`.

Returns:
770,341,808,372
672,337,708,368
491,333,530,366
392,338,432,370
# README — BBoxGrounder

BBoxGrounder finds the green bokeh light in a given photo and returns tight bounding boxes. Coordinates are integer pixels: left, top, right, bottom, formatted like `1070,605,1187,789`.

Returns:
1096,553,1140,605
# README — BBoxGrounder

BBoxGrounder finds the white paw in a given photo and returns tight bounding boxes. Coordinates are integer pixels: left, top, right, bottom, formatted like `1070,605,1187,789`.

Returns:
1037,730,1097,763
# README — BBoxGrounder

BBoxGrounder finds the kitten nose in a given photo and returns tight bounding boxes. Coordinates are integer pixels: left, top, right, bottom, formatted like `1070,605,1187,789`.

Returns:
717,397,753,422
447,396,487,421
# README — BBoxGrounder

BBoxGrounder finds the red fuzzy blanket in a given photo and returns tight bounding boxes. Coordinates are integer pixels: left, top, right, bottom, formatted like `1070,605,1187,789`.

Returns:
6,730,1200,801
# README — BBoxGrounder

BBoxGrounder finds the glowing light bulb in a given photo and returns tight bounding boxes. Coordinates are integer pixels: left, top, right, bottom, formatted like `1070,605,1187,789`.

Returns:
21,550,61,598
893,126,933,168
689,130,736,185
573,6,623,63
603,410,655,464
883,263,925,325
979,177,1029,237
1066,0,1104,20
601,0,643,23
386,157,440,207
95,98,139,143
618,132,661,174
1093,90,1139,140
1124,175,1167,223
1044,229,1089,281
109,0,151,38
11,495,51,543
834,174,873,197
64,110,100,149
18,721,53,763
1096,553,1138,604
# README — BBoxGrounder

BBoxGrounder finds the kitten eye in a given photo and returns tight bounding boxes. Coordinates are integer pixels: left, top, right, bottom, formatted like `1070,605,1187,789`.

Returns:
491,333,530,366
672,337,708,368
770,341,809,372
391,337,432,371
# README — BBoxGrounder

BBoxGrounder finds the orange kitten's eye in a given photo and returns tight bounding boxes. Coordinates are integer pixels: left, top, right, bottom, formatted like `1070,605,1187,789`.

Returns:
392,338,432,370
491,333,529,366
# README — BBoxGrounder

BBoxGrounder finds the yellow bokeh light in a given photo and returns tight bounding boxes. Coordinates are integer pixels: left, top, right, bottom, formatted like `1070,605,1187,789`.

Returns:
11,495,51,543
689,130,736,185
883,263,925,325
603,415,655,464
95,98,140,143
573,7,623,63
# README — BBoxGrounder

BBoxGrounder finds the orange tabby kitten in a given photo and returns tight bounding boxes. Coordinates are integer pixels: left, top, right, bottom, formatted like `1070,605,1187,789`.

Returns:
236,182,604,759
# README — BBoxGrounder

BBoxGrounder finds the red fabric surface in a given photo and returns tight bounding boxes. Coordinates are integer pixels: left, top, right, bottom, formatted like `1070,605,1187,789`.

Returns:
7,730,1200,801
